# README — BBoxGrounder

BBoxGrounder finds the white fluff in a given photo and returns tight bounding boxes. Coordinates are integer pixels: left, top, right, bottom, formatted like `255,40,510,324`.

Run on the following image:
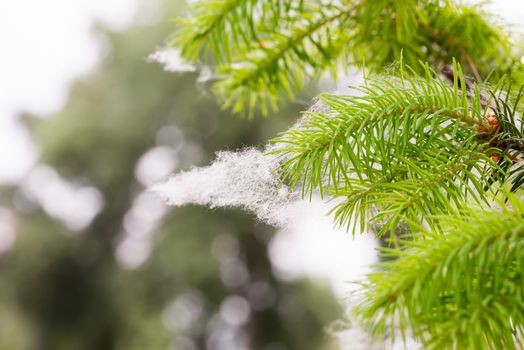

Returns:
148,47,196,73
151,148,298,227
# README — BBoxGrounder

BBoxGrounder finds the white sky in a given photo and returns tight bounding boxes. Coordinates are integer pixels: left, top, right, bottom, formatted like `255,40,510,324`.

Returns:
0,0,141,183
0,0,141,115
0,0,524,305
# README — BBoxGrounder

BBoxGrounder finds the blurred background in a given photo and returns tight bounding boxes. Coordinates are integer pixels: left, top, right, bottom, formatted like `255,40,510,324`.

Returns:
0,1,523,350
0,1,357,349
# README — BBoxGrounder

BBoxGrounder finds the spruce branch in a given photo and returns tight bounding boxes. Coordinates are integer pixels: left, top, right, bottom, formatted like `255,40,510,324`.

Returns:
330,145,494,236
168,0,524,115
213,2,354,116
171,0,262,61
354,194,524,349
270,64,524,235
271,65,484,193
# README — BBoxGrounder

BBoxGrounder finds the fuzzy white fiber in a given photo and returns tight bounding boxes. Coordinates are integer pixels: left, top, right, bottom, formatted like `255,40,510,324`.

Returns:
148,47,196,73
151,148,299,227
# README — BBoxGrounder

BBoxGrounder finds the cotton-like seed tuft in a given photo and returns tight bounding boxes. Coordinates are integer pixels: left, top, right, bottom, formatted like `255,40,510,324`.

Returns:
152,148,299,227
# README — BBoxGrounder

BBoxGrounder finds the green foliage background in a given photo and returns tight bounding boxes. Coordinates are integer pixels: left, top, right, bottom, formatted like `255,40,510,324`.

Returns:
0,1,343,349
